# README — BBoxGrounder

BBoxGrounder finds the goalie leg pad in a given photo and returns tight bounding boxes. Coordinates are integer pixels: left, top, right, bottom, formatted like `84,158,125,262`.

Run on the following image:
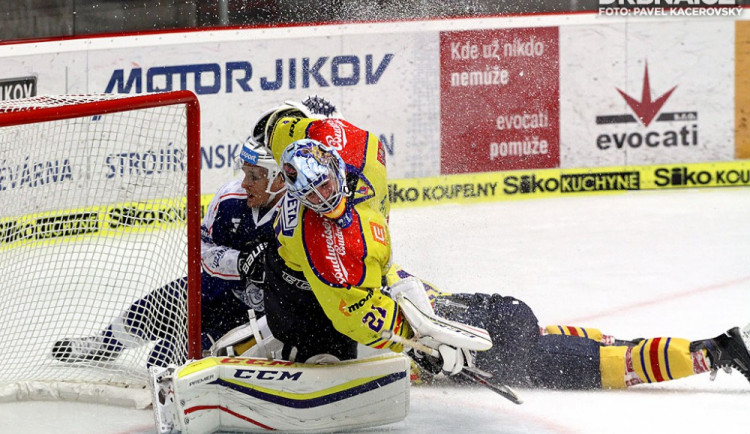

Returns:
150,365,178,433
209,313,277,358
387,277,434,314
397,293,492,352
160,354,410,433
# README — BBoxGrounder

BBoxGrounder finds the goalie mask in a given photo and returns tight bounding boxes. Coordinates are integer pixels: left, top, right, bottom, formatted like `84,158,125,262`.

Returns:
237,139,285,206
280,139,348,216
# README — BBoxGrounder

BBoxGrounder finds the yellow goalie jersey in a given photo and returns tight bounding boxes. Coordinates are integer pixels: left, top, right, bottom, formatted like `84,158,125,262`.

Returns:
269,116,411,351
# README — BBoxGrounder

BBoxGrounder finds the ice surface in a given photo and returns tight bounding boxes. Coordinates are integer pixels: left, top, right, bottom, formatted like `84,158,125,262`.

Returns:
1,187,748,433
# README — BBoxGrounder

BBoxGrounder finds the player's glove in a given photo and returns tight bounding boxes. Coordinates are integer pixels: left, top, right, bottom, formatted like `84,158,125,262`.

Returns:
237,242,267,285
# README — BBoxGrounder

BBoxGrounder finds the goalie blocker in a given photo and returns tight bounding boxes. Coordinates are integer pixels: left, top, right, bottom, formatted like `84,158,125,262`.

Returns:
151,354,410,433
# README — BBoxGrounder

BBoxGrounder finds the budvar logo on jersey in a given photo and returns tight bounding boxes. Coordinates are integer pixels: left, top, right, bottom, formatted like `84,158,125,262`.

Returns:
321,218,348,285
103,54,394,95
325,120,348,150
595,61,698,152
598,0,742,16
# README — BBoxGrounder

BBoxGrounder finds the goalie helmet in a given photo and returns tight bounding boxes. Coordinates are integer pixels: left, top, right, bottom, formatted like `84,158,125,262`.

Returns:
251,96,341,148
280,138,347,216
238,138,285,204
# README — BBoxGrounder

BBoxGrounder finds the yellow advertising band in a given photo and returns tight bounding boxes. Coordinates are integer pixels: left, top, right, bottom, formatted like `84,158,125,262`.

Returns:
387,160,750,208
3,160,748,249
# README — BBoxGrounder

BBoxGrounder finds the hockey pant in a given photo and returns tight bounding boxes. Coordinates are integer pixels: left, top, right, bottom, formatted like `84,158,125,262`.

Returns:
262,248,359,363
434,293,710,389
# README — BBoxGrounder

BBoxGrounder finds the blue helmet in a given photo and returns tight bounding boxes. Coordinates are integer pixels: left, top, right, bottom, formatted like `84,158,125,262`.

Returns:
280,139,347,215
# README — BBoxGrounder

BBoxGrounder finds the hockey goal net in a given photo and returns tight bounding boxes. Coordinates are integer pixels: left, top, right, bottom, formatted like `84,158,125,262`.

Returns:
0,91,201,407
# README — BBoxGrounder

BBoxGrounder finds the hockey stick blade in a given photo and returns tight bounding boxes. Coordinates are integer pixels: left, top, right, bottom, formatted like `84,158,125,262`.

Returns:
457,370,523,405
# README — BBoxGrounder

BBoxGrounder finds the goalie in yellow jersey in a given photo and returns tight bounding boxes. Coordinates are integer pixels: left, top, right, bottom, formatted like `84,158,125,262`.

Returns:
257,99,490,376
152,96,750,432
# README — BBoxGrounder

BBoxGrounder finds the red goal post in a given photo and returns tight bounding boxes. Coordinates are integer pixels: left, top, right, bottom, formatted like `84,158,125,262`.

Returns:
0,91,201,406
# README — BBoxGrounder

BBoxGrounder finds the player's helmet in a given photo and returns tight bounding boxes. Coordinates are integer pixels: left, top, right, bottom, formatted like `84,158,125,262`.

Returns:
251,96,341,148
238,138,285,202
280,138,347,215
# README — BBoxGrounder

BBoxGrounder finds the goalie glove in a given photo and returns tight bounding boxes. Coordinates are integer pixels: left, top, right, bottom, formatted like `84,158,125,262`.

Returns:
396,292,490,376
408,344,476,376
438,345,475,376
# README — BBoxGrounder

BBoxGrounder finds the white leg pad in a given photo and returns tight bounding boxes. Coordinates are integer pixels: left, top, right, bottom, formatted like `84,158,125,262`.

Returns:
387,277,434,314
397,292,492,351
152,354,410,433
210,314,285,359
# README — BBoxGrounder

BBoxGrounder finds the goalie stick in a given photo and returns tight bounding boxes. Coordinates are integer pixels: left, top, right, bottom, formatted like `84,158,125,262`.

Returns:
457,370,523,405
383,331,522,405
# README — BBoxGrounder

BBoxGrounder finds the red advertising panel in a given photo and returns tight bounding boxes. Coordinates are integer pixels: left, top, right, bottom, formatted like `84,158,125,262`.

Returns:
440,27,560,174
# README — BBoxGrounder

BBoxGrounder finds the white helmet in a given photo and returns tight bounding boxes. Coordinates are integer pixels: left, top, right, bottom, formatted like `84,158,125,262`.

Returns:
250,96,341,148
238,138,285,205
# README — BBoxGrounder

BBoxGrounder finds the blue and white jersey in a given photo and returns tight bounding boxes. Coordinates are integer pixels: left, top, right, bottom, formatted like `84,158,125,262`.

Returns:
199,180,279,312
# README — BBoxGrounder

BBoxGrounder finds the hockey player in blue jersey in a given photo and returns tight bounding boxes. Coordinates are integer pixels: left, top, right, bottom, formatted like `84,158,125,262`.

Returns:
51,140,285,366
50,99,364,368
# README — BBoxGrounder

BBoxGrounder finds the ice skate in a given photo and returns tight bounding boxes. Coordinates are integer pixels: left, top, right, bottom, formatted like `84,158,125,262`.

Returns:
691,323,750,383
52,334,122,363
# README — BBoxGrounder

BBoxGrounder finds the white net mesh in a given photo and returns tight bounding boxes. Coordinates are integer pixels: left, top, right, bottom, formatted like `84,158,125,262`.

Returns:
0,94,122,112
0,93,197,402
